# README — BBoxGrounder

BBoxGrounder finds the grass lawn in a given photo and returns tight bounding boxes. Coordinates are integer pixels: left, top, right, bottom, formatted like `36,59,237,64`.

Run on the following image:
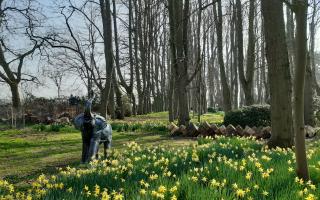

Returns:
115,111,224,124
1,136,320,200
0,128,197,186
0,111,223,188
1,112,320,199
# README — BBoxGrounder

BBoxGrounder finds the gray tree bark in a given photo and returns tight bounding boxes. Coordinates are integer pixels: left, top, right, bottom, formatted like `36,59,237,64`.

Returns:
293,0,309,180
261,0,294,148
213,1,232,112
99,0,114,118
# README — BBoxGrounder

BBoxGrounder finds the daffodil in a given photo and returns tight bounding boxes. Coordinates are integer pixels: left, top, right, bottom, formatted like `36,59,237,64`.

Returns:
245,172,252,180
236,189,245,198
158,185,166,193
170,186,178,193
305,194,316,200
140,189,146,195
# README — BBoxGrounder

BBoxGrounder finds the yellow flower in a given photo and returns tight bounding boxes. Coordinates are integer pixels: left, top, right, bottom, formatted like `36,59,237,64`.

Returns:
102,191,110,200
261,172,270,179
191,176,198,182
236,189,245,198
309,184,316,190
67,187,73,193
288,167,294,172
140,189,146,195
192,152,199,162
156,193,165,199
151,190,158,197
299,179,304,185
139,179,145,186
298,190,304,197
111,160,119,166
8,184,14,193
170,186,178,193
94,184,100,196
305,194,316,200
232,183,238,189
245,172,252,180
261,155,271,161
113,193,124,200
255,162,261,168
149,174,159,181
210,179,220,188
171,195,177,200
158,185,167,193
262,191,268,196
59,183,64,189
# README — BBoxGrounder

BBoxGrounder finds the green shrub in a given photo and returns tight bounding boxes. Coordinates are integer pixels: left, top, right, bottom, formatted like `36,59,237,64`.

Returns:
224,104,270,128
48,124,64,132
207,107,217,113
32,124,46,132
110,122,167,133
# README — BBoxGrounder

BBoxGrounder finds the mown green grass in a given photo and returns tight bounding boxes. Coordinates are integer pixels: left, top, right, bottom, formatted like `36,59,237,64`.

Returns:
114,111,224,124
1,136,319,200
2,112,320,200
1,111,218,188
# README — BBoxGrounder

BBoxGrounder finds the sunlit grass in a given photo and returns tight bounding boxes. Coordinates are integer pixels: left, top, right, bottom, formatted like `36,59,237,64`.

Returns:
1,136,319,199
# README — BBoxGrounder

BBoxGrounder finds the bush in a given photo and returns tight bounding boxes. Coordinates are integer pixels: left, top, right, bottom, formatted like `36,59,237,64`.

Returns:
110,122,167,133
48,124,65,132
207,107,217,113
224,104,270,128
32,124,46,132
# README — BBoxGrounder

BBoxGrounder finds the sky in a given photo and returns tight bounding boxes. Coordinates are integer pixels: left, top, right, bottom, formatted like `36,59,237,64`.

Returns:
0,0,320,101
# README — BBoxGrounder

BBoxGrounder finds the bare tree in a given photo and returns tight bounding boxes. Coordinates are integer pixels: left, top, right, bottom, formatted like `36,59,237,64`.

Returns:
44,66,67,98
0,0,45,127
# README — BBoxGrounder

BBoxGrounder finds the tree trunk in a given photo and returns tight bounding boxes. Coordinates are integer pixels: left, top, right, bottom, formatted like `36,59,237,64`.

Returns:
286,2,296,74
214,1,232,112
309,0,320,95
9,83,23,128
293,0,309,180
261,0,294,148
108,83,115,119
236,0,255,106
99,0,114,118
168,0,190,126
304,54,315,126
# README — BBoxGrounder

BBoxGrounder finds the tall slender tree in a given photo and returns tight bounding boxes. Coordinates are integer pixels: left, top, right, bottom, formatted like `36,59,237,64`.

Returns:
99,0,114,118
293,0,309,180
213,0,232,112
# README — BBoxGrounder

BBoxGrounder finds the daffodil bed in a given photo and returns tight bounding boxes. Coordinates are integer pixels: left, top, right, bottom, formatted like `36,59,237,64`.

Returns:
1,136,319,200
